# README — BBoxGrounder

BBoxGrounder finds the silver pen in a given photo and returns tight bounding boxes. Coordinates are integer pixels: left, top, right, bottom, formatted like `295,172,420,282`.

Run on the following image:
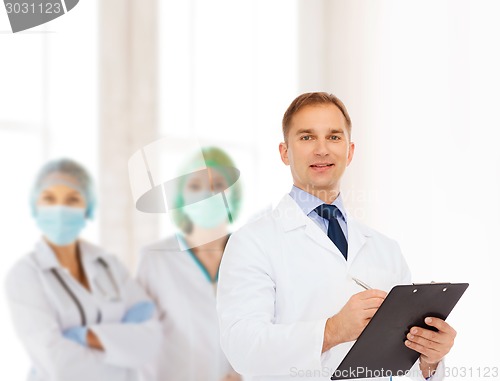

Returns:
352,277,372,290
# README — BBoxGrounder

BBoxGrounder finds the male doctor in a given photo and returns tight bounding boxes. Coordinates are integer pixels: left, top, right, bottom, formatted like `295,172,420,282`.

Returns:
216,92,456,381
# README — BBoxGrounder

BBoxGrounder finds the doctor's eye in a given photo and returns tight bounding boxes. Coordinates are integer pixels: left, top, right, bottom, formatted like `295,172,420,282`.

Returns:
212,176,228,192
66,196,83,204
328,135,341,141
186,181,202,192
39,194,56,204
213,182,226,192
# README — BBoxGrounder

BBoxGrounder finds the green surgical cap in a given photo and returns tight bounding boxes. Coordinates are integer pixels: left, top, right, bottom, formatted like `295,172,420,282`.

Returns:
171,146,242,231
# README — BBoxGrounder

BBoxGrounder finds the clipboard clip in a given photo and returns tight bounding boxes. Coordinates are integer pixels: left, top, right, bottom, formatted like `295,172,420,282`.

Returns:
412,281,451,285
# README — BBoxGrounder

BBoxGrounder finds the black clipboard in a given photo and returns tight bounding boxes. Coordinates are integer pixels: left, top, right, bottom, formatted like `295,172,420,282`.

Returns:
331,283,469,380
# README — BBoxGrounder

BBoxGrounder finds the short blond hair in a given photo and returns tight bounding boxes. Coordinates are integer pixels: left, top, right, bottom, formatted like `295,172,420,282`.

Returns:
282,92,352,143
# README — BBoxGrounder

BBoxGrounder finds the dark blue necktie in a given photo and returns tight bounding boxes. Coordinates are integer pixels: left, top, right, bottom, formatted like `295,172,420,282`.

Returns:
314,204,348,260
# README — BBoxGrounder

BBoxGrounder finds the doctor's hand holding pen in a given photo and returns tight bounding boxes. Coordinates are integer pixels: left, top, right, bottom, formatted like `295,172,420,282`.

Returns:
322,288,387,353
349,280,457,378
323,277,457,379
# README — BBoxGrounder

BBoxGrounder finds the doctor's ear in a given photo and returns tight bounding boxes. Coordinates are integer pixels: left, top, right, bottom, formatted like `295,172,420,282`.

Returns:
279,142,290,165
346,141,355,166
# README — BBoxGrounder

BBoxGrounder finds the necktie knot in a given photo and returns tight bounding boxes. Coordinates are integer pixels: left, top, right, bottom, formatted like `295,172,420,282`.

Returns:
314,204,343,221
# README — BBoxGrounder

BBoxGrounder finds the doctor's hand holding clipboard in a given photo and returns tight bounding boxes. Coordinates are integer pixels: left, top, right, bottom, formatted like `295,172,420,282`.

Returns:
324,279,457,378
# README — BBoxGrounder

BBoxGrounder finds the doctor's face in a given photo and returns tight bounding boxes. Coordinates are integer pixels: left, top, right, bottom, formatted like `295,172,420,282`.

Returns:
37,184,86,209
279,104,355,202
182,167,229,202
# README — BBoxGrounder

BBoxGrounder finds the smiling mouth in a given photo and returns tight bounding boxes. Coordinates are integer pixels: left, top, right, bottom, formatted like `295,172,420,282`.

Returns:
310,164,334,168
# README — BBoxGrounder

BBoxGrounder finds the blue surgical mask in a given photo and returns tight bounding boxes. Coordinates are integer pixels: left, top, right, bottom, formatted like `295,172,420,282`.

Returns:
183,191,230,229
35,206,86,246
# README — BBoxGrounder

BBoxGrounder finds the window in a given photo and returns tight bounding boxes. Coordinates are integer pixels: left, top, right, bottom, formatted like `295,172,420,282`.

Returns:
158,0,300,235
0,1,98,376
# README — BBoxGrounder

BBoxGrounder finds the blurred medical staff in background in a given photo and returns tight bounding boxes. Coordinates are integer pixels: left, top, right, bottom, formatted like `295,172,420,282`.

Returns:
137,147,242,381
4,158,162,381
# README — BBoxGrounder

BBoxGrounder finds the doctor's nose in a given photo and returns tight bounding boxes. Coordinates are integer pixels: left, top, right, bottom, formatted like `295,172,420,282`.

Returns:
313,140,329,156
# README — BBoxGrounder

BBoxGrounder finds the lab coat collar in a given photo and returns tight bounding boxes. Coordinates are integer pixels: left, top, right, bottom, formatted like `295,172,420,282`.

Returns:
289,185,348,222
275,194,312,232
275,194,371,264
78,240,108,263
33,238,106,271
33,239,60,270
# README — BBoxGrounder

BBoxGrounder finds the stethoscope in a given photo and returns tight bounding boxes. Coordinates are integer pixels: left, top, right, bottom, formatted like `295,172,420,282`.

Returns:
51,257,120,326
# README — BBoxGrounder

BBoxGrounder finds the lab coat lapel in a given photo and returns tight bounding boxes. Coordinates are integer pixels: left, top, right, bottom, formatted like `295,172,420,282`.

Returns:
346,217,370,265
33,239,61,270
78,240,104,280
276,195,347,259
78,240,116,299
304,220,342,256
276,194,371,263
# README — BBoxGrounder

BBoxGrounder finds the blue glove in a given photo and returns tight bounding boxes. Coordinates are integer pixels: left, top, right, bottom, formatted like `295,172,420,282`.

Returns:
121,301,155,324
62,326,88,346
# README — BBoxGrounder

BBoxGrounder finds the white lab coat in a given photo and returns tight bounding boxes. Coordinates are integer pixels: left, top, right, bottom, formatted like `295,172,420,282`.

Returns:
4,239,162,381
217,194,445,381
136,236,235,381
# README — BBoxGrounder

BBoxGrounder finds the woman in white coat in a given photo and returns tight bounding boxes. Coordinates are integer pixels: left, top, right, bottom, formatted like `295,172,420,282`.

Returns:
137,147,242,381
4,158,162,381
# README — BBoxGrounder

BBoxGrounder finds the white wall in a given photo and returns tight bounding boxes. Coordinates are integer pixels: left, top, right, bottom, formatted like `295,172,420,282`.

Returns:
158,0,300,230
312,0,500,376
